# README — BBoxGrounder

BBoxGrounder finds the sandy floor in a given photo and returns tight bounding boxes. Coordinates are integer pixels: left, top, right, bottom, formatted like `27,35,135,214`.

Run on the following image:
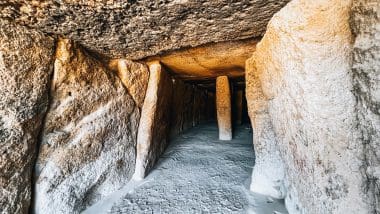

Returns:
84,123,287,214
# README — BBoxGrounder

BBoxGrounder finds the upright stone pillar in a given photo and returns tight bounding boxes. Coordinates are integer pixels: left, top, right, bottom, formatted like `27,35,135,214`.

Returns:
235,90,243,125
216,76,232,140
133,61,172,180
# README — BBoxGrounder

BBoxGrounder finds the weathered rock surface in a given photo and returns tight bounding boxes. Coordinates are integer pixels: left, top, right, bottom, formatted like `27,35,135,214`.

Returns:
0,0,289,59
351,0,380,212
0,20,55,214
216,76,232,140
245,57,285,199
133,61,173,180
34,39,140,214
247,0,370,213
111,59,149,108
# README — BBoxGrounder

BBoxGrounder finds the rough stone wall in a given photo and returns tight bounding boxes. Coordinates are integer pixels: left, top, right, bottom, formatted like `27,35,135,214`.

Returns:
34,39,141,214
0,0,290,59
351,0,380,212
170,81,209,138
0,20,55,214
170,80,195,138
114,59,149,108
134,62,173,180
245,57,285,199
246,0,370,213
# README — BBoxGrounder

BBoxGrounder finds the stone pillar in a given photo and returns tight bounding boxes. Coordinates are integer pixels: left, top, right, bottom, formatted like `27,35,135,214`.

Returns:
234,90,243,125
216,76,232,140
133,61,172,180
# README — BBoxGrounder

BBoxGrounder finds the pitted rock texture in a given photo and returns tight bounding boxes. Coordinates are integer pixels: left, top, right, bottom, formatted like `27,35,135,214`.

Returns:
0,20,55,214
246,0,370,213
351,0,380,212
34,39,140,214
245,57,285,199
0,0,290,59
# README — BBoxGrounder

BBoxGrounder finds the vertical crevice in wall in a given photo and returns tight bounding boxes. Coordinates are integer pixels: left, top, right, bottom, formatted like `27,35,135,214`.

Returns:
30,37,57,213
0,20,56,213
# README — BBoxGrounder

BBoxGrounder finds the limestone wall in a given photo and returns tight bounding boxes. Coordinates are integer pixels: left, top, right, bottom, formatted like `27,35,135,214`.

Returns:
34,39,145,213
0,20,55,214
351,0,380,212
246,0,370,213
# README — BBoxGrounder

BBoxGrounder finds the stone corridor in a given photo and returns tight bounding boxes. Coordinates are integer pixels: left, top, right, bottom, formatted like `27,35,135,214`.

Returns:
1,1,378,213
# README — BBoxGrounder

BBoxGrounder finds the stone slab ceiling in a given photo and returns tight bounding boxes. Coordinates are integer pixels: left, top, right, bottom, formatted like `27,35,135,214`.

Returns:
148,39,259,80
0,0,290,59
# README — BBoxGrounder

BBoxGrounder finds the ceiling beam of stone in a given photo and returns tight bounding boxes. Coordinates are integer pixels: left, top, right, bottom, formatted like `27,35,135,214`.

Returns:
149,38,259,80
0,0,290,59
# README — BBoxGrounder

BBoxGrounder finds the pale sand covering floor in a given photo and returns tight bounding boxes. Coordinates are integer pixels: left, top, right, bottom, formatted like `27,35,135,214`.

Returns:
84,123,287,214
